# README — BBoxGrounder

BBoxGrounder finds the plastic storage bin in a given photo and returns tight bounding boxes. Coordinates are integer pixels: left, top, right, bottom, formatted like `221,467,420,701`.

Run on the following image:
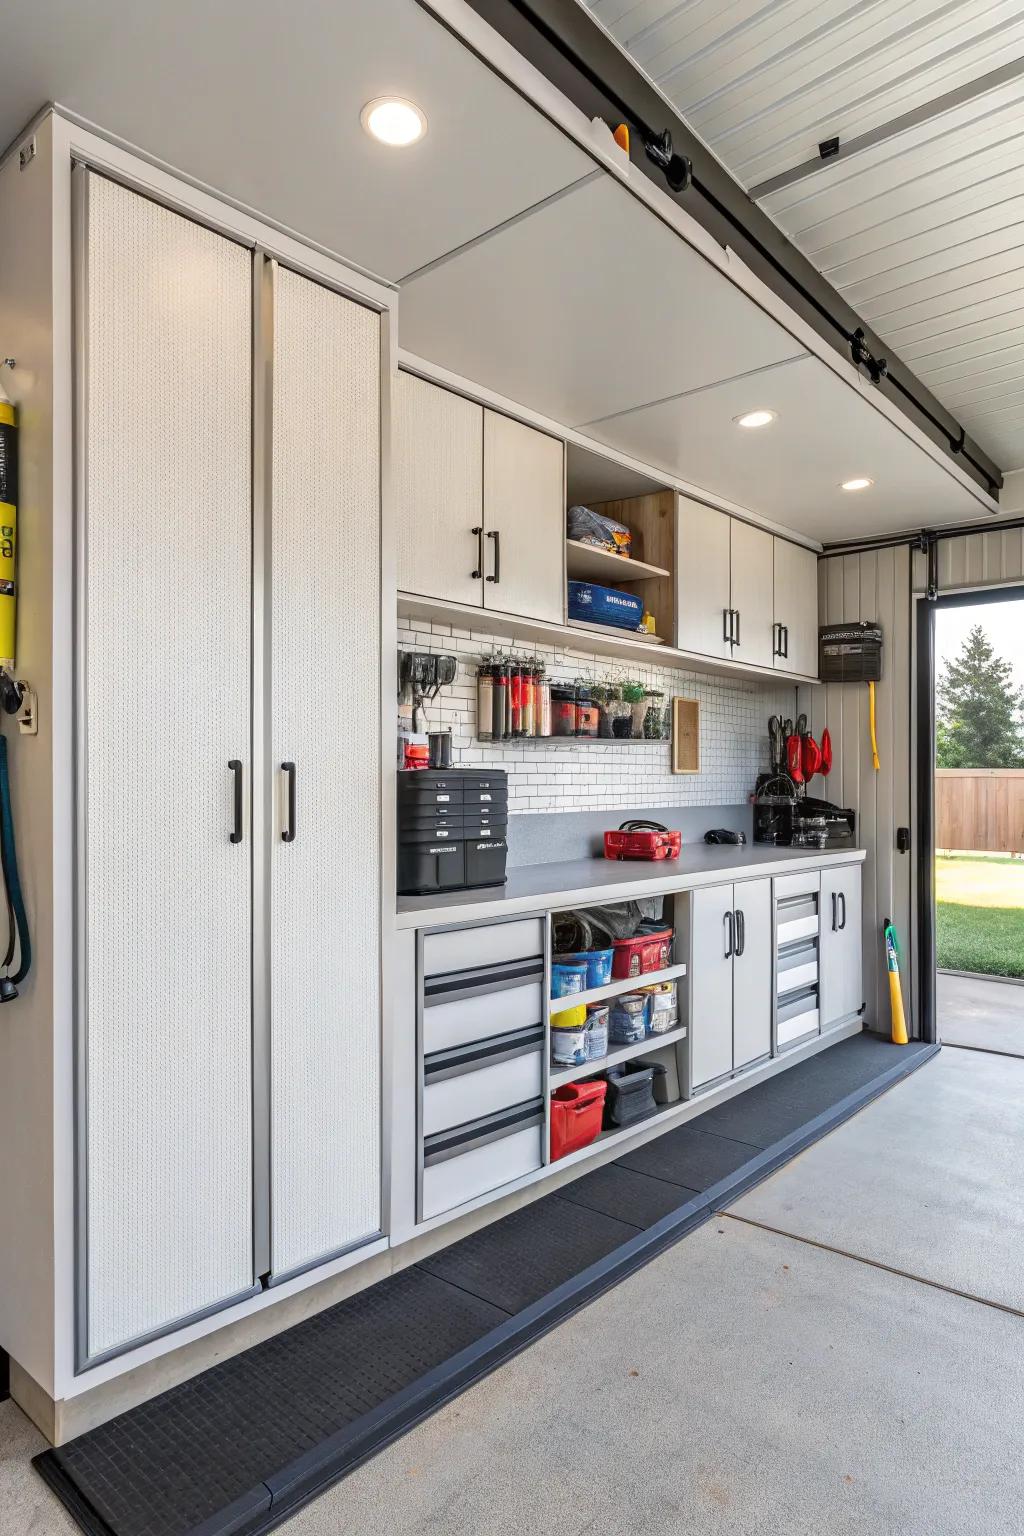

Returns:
550,1080,607,1160
567,580,643,631
608,993,648,1044
551,961,589,1000
611,927,674,979
557,948,614,987
551,1003,588,1067
602,1062,659,1129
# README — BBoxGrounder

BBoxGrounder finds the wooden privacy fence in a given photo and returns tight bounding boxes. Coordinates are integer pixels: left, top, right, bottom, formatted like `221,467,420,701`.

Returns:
936,769,1024,854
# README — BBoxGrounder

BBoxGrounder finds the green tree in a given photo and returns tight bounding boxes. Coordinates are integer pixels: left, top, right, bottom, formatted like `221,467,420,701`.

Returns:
936,624,1024,768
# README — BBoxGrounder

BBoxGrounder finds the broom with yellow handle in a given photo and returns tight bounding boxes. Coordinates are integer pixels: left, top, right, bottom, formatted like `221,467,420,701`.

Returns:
883,919,909,1045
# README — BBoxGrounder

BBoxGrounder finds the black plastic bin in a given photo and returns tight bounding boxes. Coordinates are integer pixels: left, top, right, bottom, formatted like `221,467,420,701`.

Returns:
601,1061,666,1129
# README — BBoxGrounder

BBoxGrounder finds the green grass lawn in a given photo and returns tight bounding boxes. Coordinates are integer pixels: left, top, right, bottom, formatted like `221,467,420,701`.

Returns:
936,854,1024,978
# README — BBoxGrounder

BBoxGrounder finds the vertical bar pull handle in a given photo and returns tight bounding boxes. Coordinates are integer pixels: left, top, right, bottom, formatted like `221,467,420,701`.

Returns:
471,525,484,580
831,891,838,931
486,528,501,583
724,909,734,959
723,608,732,644
734,909,745,957
228,760,244,844
733,608,741,646
839,891,847,930
282,761,296,843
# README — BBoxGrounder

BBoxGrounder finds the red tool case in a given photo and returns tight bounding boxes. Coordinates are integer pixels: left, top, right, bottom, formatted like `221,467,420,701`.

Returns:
603,820,682,861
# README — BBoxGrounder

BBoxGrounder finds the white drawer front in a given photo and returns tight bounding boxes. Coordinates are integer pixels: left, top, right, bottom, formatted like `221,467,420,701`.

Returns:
776,914,819,947
778,1007,820,1047
777,961,819,997
774,871,821,901
423,918,544,977
422,1125,543,1220
423,979,543,1055
423,1049,543,1137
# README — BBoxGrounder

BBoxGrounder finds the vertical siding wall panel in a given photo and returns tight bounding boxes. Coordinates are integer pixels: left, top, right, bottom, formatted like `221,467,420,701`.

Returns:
817,546,911,1034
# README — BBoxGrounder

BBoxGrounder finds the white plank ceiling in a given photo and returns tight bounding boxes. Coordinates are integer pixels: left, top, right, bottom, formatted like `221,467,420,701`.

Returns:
586,0,1024,472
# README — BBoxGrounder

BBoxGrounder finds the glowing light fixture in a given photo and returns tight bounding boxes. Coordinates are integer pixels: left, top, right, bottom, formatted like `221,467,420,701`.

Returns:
361,97,428,147
840,477,874,492
734,409,777,429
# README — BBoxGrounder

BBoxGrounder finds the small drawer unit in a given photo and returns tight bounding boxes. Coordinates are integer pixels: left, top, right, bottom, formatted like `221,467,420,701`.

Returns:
418,918,547,1222
773,875,823,1052
398,769,509,896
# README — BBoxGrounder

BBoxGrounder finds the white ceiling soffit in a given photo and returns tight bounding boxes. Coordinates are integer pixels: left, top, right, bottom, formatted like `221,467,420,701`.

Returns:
584,0,1024,473
400,173,806,426
582,352,976,541
0,0,592,281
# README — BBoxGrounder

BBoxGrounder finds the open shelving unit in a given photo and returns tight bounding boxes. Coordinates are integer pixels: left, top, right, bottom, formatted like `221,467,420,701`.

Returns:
550,1023,688,1090
565,539,670,585
548,961,687,1016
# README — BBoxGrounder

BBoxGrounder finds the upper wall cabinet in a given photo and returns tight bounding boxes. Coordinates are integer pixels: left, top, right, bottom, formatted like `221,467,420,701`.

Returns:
772,538,819,677
395,372,564,626
677,495,818,679
395,371,484,607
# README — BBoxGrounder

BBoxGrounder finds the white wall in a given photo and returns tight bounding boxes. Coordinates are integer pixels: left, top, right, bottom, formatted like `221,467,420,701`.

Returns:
804,547,912,1036
0,118,58,1392
398,618,797,814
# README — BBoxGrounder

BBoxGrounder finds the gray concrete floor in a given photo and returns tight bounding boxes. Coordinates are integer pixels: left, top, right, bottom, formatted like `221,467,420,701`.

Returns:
939,970,1024,1056
5,1046,1024,1536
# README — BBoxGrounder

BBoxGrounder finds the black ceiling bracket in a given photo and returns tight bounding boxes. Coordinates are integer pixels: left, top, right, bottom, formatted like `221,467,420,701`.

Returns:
849,328,888,384
950,427,966,455
818,135,841,160
642,129,692,193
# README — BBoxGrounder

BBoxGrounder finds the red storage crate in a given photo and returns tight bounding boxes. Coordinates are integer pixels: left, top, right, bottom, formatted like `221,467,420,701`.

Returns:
550,1080,607,1161
611,927,674,979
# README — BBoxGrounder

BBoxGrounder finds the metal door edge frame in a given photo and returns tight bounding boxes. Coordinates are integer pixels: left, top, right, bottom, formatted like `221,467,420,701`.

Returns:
251,251,274,1281
70,160,91,1375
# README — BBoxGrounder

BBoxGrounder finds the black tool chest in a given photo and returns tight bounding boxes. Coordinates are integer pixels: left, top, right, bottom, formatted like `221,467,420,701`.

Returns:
397,769,509,894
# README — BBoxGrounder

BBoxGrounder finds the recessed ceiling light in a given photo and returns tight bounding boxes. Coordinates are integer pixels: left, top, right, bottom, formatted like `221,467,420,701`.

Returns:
360,97,428,147
734,409,777,429
841,477,874,492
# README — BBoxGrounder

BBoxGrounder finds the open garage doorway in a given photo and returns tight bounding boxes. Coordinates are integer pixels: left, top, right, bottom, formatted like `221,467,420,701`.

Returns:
931,588,1024,1056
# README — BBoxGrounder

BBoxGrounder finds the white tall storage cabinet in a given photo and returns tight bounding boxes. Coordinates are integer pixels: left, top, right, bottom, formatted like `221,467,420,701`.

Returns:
268,267,382,1279
75,170,384,1363
79,175,257,1360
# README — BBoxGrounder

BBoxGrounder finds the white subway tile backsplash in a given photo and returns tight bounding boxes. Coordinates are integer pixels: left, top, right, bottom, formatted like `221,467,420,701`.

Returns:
398,621,797,815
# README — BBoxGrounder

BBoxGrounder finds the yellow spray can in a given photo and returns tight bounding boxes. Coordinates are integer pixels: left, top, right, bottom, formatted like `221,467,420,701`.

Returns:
0,373,17,672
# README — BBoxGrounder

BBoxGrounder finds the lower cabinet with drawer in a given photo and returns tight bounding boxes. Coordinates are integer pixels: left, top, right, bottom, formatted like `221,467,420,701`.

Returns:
418,918,547,1222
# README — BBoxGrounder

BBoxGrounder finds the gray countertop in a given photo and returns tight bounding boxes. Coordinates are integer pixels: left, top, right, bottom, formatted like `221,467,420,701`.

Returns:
395,843,865,929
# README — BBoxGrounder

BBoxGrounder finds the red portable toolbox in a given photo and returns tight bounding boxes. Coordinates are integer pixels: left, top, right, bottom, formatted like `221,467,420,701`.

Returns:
603,819,681,862
550,1080,607,1161
612,926,675,979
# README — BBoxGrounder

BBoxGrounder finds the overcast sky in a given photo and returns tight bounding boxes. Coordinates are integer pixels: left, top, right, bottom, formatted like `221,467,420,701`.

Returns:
935,598,1024,694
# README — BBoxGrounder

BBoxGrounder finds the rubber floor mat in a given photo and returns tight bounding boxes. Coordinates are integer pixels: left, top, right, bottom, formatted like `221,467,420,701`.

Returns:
556,1162,696,1227
35,1033,937,1536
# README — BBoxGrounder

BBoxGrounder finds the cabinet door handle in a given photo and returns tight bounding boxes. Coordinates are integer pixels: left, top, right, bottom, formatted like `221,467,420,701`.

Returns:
723,608,733,644
734,908,745,957
724,909,734,959
783,624,790,658
471,525,484,580
732,608,741,646
831,891,838,931
228,759,244,844
282,761,296,843
486,528,500,583
839,891,847,930
773,621,781,657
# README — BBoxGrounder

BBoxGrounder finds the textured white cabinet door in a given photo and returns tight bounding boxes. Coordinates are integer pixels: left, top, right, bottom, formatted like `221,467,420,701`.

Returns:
730,519,775,669
393,371,484,605
81,175,254,1358
689,885,736,1089
773,538,819,677
269,267,382,1277
676,496,732,659
820,865,864,1026
732,879,773,1070
482,410,565,624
